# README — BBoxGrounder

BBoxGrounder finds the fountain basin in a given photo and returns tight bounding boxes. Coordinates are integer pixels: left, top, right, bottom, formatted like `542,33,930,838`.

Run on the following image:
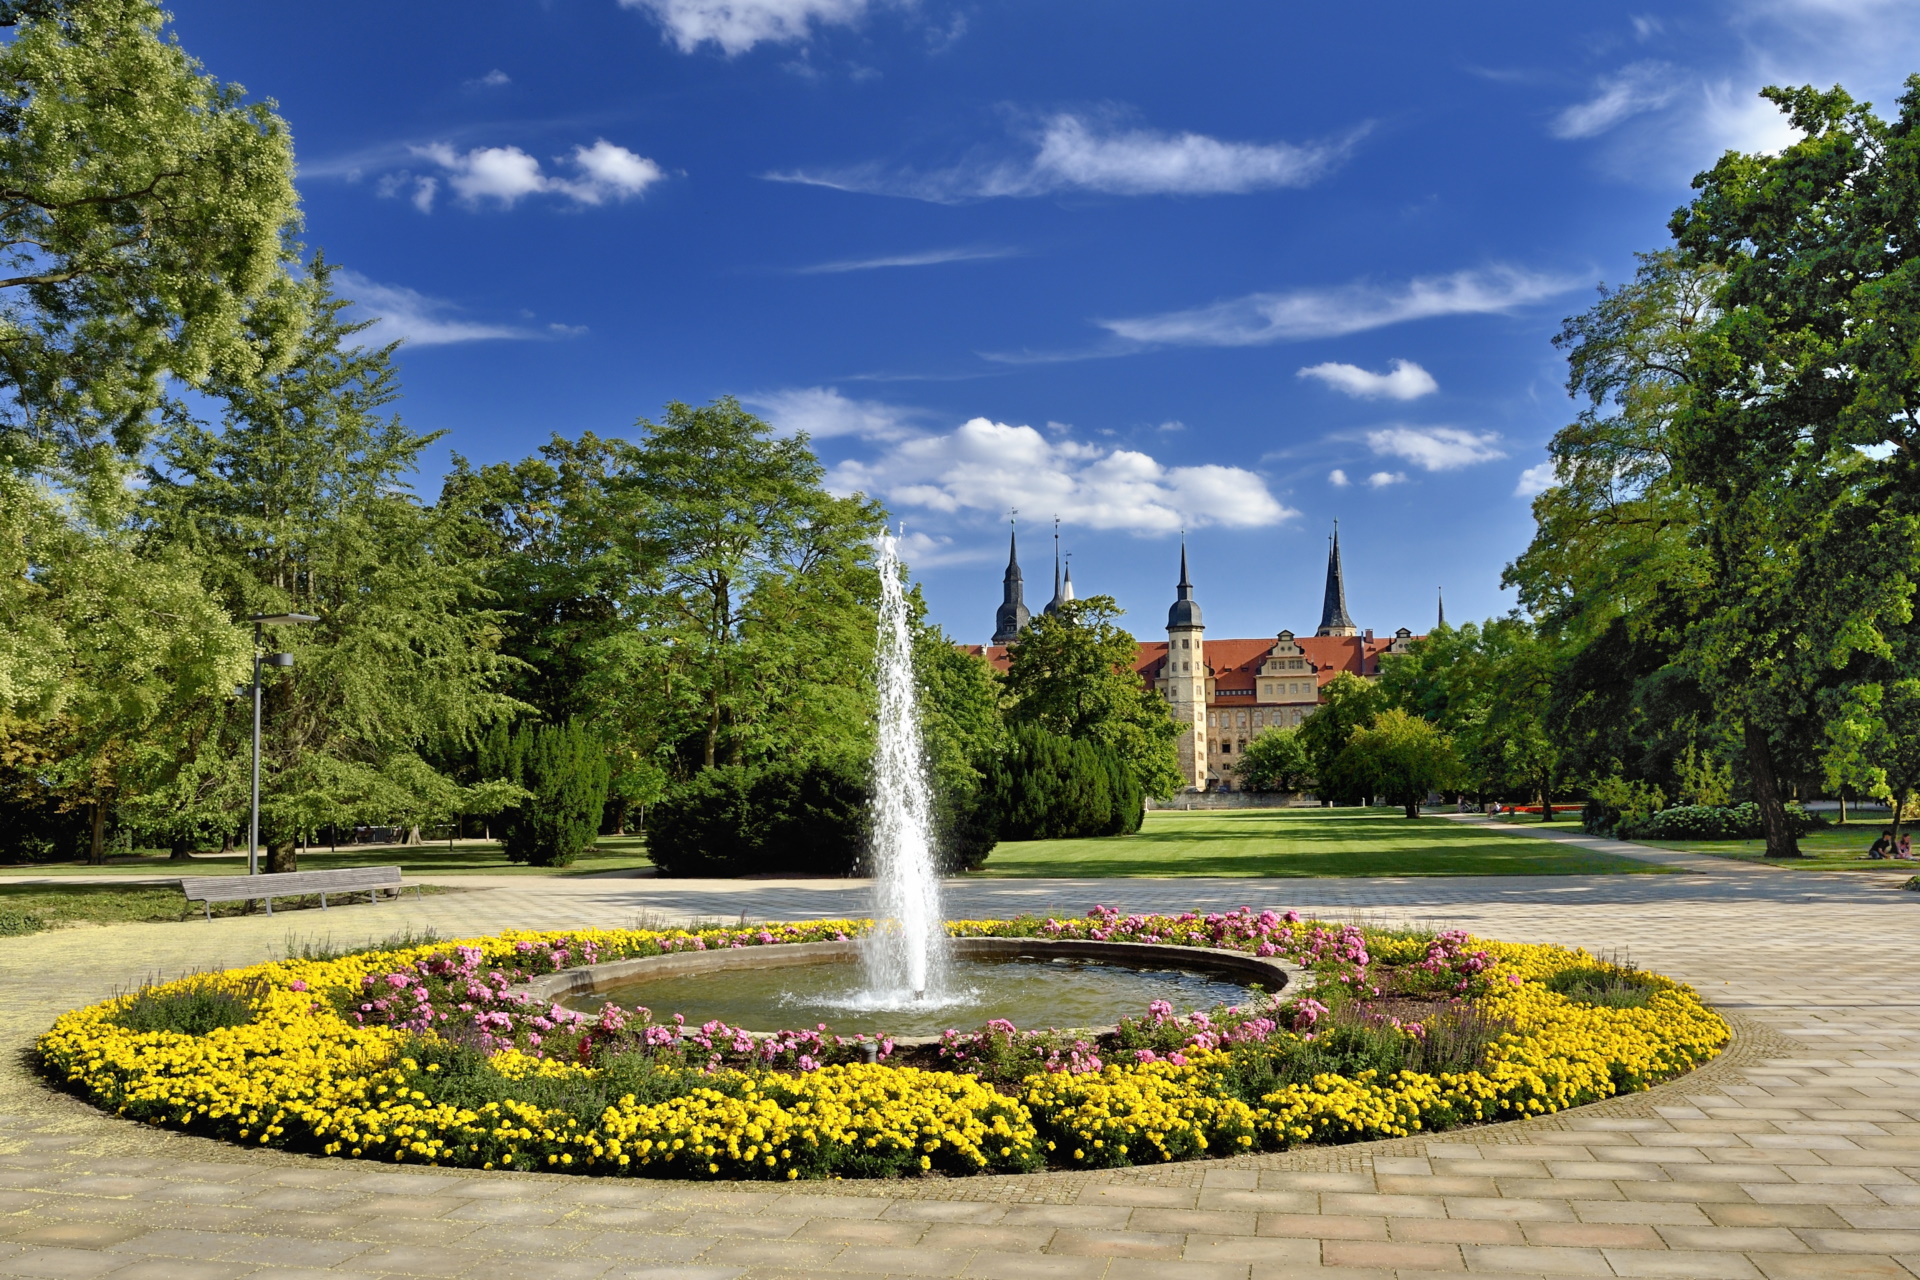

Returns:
523,938,1300,1042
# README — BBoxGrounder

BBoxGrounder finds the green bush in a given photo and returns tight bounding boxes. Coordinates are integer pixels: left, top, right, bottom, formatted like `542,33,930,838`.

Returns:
982,725,1139,840
0,909,47,937
487,721,611,867
111,978,264,1035
1616,801,1826,841
645,757,869,877
1545,965,1658,1009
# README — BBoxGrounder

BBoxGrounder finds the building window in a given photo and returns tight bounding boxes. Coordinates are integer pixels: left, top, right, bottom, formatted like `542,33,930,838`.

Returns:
1219,740,1231,754
1236,711,1247,727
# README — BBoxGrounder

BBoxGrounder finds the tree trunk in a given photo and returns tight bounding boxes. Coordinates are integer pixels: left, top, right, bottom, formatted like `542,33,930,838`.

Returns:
88,802,107,865
1539,778,1552,823
1404,797,1419,819
169,835,194,861
1839,788,1848,825
267,838,297,874
1745,718,1802,857
404,825,423,846
1893,788,1909,844
702,701,719,770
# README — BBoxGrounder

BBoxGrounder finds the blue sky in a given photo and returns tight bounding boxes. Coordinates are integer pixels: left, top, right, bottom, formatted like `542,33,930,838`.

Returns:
173,0,1920,644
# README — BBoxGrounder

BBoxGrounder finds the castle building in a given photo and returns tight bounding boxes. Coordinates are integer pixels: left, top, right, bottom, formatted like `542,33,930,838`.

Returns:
972,525,1421,792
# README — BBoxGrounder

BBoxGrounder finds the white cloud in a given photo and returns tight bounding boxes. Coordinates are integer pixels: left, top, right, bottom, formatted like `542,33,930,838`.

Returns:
1515,461,1558,496
745,386,919,440
1551,62,1679,139
468,69,512,88
1157,420,1185,433
1098,266,1576,349
620,0,875,55
827,417,1295,532
1366,471,1407,488
1328,468,1350,487
1297,359,1438,401
409,140,664,209
894,529,990,569
1366,426,1507,471
767,112,1360,203
336,270,528,347
790,245,1018,274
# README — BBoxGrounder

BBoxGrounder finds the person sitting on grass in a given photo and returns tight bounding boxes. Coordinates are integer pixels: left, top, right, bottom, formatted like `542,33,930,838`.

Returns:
1868,829,1894,859
1900,833,1914,860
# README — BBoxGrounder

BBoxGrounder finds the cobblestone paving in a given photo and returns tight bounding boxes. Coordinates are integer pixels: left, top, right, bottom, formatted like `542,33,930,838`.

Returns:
2,863,1917,1280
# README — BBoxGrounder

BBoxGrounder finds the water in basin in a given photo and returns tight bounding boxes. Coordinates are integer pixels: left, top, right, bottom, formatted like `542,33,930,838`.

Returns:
560,956,1254,1038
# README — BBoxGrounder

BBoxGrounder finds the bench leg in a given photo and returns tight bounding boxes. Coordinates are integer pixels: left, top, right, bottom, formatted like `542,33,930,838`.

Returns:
320,892,328,910
369,890,378,905
263,894,273,917
204,901,212,922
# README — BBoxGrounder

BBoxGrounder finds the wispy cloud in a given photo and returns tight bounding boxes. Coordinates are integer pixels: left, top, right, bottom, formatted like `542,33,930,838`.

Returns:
768,111,1363,203
399,140,664,211
1298,359,1438,401
1551,61,1679,139
1515,461,1558,496
1366,426,1507,472
1366,470,1407,488
788,245,1019,274
828,417,1296,533
620,0,879,55
1095,267,1577,350
336,270,530,347
744,386,921,440
466,69,512,89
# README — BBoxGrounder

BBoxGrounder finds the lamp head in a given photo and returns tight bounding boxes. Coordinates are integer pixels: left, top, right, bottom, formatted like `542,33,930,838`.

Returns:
247,613,319,626
266,652,294,668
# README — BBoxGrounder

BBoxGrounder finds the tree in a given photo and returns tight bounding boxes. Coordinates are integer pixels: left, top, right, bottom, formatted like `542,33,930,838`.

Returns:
1664,80,1920,855
1234,727,1311,794
1334,709,1460,819
143,265,521,870
1002,596,1183,799
1823,679,1920,842
587,399,886,776
490,721,609,867
914,622,1002,869
0,0,300,486
1297,673,1384,804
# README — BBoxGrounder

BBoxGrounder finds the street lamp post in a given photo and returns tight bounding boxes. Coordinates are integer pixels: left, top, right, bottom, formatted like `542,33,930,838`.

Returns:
245,613,318,876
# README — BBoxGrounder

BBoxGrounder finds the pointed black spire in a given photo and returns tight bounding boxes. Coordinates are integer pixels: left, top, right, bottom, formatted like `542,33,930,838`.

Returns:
1436,587,1446,630
1044,517,1069,616
991,518,1030,644
1167,537,1202,629
1316,522,1357,636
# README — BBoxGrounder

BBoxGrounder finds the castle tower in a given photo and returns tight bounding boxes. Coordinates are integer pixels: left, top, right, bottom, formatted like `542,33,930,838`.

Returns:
991,522,1029,645
1315,523,1358,637
1163,541,1209,789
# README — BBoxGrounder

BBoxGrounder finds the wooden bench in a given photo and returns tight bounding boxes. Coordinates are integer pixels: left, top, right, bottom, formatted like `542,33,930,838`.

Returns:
180,866,422,920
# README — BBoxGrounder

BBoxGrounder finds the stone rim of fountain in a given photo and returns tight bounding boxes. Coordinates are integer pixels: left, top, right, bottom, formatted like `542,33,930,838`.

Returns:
518,936,1305,1047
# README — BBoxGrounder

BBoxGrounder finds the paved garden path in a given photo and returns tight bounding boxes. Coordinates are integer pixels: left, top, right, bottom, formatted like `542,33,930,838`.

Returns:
2,869,1917,1280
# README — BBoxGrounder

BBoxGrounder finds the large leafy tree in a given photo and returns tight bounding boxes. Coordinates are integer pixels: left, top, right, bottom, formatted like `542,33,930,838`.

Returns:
1296,672,1384,804
1334,709,1459,819
0,0,300,484
1233,726,1311,794
1665,80,1920,855
1001,596,1182,799
143,265,521,870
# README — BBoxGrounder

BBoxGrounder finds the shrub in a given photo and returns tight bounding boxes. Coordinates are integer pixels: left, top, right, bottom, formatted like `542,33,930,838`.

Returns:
0,909,47,937
110,978,264,1035
983,725,1135,841
491,721,611,867
1545,964,1658,1009
645,757,869,877
1617,801,1827,841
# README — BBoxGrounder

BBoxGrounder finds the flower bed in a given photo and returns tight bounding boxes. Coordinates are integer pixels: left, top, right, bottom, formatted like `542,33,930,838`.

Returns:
39,910,1726,1180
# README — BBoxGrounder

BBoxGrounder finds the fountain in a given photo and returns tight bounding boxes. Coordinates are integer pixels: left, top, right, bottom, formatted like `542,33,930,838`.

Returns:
860,529,949,1005
551,531,1289,1037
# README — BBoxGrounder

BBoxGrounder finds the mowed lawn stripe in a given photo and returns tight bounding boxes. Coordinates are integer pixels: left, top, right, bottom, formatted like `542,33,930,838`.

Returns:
977,808,1673,878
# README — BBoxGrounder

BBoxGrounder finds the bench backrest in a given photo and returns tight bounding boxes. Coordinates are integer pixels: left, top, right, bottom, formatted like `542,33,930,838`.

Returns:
181,865,405,899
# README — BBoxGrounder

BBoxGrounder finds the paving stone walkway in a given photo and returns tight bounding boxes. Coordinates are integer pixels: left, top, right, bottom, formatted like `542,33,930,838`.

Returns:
2,866,1918,1280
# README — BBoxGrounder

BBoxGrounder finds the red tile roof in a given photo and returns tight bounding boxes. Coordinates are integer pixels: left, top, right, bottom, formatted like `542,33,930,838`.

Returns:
961,634,1418,700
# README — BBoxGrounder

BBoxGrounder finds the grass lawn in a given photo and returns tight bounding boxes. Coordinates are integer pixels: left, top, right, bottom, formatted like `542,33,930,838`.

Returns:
1633,824,1920,871
976,807,1672,878
0,835,653,880
0,881,454,936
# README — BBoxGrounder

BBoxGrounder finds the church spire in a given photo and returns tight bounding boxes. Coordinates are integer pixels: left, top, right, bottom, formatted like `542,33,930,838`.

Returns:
1316,522,1357,637
990,514,1030,644
1044,517,1070,616
1437,586,1446,630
